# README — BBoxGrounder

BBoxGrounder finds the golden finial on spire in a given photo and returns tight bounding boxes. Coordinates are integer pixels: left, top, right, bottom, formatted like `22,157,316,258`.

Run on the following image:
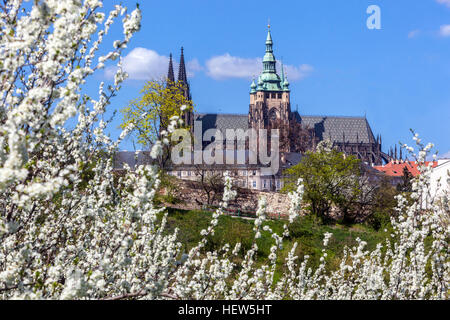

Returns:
268,18,271,29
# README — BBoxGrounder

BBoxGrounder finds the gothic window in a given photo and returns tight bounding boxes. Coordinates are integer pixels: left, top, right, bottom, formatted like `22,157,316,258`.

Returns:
278,93,282,99
265,93,269,99
269,108,278,121
271,93,276,99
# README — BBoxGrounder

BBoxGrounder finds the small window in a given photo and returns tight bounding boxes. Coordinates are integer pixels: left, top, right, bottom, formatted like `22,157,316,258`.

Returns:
253,170,256,176
253,181,257,188
278,93,282,99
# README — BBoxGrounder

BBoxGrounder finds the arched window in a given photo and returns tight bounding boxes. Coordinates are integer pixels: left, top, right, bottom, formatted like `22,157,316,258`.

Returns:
269,108,278,122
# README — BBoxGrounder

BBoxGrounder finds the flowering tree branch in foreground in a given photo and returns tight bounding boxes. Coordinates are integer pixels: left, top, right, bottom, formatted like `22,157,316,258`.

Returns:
0,1,448,300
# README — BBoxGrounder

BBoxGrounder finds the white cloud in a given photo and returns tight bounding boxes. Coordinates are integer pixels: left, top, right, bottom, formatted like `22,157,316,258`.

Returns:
187,58,203,78
205,53,313,81
105,47,201,81
439,24,450,37
205,54,262,80
437,0,450,7
408,30,420,39
283,63,314,81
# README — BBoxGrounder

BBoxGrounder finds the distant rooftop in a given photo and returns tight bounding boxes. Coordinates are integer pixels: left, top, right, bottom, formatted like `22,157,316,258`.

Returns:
373,161,438,177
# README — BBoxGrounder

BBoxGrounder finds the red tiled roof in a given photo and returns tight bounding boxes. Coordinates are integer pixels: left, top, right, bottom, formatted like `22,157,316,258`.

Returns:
373,161,438,177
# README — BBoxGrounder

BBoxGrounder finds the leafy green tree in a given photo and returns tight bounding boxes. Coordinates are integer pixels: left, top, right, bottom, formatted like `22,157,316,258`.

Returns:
366,177,399,230
282,140,362,222
120,79,194,168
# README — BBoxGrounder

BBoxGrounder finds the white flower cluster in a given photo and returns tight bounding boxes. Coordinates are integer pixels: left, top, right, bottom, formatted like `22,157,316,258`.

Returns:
0,1,448,300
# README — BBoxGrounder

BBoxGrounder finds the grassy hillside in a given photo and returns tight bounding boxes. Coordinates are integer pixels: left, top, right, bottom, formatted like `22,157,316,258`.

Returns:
163,208,391,274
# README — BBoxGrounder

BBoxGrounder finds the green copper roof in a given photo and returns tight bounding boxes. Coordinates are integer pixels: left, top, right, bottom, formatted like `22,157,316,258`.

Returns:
280,62,290,91
283,76,290,91
250,78,257,93
250,27,289,93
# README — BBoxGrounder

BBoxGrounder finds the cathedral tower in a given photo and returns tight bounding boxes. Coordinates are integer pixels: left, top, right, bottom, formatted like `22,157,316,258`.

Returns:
249,26,291,148
167,53,175,84
176,47,194,129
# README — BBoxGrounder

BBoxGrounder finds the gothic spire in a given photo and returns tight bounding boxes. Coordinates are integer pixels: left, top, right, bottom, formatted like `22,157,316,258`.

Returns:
177,47,191,100
178,47,188,84
167,53,175,84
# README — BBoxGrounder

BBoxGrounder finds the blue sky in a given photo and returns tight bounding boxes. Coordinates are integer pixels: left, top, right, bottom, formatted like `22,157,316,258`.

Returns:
88,0,450,158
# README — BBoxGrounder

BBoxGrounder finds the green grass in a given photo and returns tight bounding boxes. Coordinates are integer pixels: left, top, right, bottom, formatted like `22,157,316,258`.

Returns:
162,207,391,275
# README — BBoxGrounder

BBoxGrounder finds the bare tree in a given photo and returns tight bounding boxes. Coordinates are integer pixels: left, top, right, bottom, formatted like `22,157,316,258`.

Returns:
269,119,317,153
192,165,225,206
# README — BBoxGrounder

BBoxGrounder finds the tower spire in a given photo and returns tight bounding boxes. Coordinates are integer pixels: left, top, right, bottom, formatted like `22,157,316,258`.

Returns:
264,27,275,71
167,53,175,84
177,47,191,100
178,47,188,84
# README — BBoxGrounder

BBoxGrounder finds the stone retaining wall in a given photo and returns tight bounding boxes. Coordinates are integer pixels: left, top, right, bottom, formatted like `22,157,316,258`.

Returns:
162,178,298,216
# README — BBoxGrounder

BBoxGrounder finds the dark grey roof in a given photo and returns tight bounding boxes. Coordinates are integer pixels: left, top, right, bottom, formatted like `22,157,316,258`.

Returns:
194,113,248,135
193,112,376,145
283,152,303,167
293,112,376,144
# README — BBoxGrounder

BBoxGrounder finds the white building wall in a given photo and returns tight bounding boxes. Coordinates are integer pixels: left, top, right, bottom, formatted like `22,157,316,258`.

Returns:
430,159,450,197
427,159,450,209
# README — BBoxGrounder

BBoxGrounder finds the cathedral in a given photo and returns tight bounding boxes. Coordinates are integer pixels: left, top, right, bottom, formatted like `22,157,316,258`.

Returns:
161,27,390,190
169,27,388,166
